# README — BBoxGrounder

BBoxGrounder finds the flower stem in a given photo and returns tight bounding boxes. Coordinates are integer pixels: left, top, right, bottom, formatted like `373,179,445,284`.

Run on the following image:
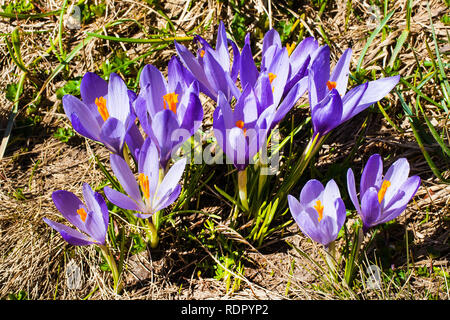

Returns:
99,244,121,294
238,169,249,212
325,241,337,281
145,218,159,249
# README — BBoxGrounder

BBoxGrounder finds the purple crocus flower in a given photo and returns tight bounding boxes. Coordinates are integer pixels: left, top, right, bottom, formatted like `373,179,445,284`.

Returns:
213,87,270,171
288,179,346,247
175,21,240,101
308,45,400,137
104,139,187,219
43,183,109,246
62,72,135,155
134,58,204,169
239,32,313,131
347,154,421,233
243,29,318,98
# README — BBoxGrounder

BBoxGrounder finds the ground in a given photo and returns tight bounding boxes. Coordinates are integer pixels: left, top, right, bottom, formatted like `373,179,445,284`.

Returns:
0,0,449,300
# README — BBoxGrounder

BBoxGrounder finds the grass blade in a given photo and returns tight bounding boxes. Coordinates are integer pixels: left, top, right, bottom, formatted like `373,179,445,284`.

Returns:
356,9,395,72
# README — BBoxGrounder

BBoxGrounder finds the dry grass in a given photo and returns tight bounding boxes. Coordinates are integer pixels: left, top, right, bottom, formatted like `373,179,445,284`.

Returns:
0,0,448,300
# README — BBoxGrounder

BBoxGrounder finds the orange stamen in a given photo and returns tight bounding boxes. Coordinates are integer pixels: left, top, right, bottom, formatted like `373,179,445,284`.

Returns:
200,50,206,58
286,43,296,56
163,92,178,114
326,81,337,90
235,120,247,135
77,208,87,222
95,96,109,121
313,200,324,222
138,173,150,200
378,180,391,203
268,73,277,84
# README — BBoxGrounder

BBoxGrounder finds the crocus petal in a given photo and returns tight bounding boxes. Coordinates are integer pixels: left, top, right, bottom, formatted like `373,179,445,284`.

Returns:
299,179,324,206
272,77,308,127
179,82,204,134
203,51,240,100
154,184,182,212
289,37,319,76
360,187,381,231
308,45,330,107
215,21,230,71
267,48,290,108
382,157,411,205
323,179,341,207
100,117,125,154
168,56,194,92
80,72,108,107
311,89,343,136
134,91,152,135
228,38,241,81
346,168,361,214
175,41,216,99
63,95,102,141
107,73,131,124
51,190,88,235
254,72,274,115
329,48,352,96
352,75,400,112
104,186,146,212
240,43,259,89
109,153,142,202
82,183,108,244
233,84,259,126
262,29,281,54
380,175,420,224
360,153,383,198
43,218,95,246
288,195,322,244
155,157,187,203
228,127,248,171
125,122,145,161
139,64,167,114
141,140,161,198
150,109,181,167
340,82,369,123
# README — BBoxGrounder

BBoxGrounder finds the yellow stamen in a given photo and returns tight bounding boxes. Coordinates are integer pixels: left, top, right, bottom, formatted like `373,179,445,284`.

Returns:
286,43,296,56
138,173,150,200
326,81,337,91
269,73,277,93
200,50,205,58
268,73,277,84
163,92,179,114
378,180,391,203
95,96,109,121
313,200,324,222
235,120,247,135
77,208,87,222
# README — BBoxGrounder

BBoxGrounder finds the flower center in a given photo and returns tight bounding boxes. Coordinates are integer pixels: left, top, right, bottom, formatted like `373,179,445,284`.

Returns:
95,96,109,121
378,180,391,203
313,200,324,222
138,173,150,200
77,208,87,222
200,50,205,58
163,92,178,114
235,120,247,135
326,81,337,91
286,43,296,56
268,73,277,84
268,73,277,93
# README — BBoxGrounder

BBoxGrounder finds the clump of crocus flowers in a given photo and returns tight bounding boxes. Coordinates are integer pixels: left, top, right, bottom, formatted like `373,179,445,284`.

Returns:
43,21,420,294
